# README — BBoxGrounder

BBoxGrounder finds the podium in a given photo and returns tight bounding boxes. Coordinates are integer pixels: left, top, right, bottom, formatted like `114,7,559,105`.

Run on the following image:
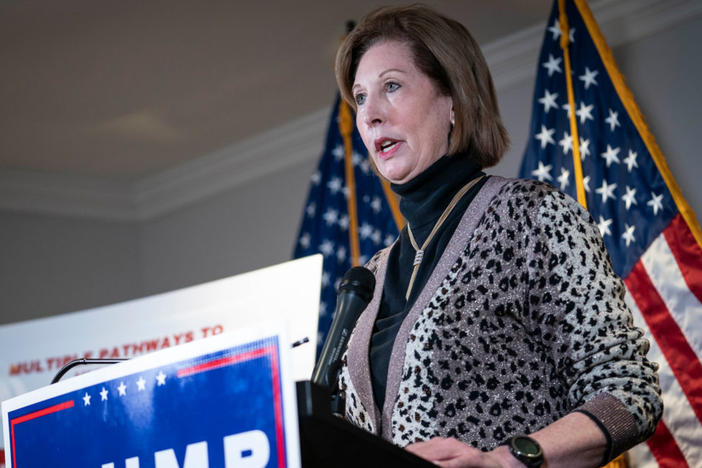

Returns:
296,381,435,467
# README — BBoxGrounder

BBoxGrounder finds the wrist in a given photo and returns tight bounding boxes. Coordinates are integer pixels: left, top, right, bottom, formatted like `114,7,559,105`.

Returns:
490,444,528,468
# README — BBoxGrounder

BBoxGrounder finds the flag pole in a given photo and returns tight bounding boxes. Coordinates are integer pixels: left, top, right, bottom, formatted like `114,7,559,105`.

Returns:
558,0,587,210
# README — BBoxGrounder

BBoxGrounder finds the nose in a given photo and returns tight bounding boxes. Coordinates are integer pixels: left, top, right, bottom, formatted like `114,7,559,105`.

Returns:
361,93,385,128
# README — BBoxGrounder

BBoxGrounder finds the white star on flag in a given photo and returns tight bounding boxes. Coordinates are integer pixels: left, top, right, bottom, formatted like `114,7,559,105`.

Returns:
336,246,347,263
623,150,639,172
305,202,316,217
575,101,594,124
622,186,638,210
137,376,146,391
579,67,599,89
319,240,334,256
562,102,573,118
595,180,617,203
548,19,561,40
605,109,620,131
83,392,91,406
310,171,321,185
332,145,344,161
583,176,591,193
543,54,562,76
600,145,621,167
322,208,338,226
298,232,311,249
156,371,166,386
100,387,108,401
558,132,573,154
538,89,559,113
597,216,613,237
531,161,553,182
579,138,591,159
359,222,374,239
118,381,127,396
338,215,349,231
370,197,382,213
648,192,664,215
557,167,570,190
535,125,555,149
327,177,343,194
622,224,636,247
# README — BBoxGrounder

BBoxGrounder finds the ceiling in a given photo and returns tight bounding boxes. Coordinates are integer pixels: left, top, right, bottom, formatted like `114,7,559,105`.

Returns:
0,0,552,183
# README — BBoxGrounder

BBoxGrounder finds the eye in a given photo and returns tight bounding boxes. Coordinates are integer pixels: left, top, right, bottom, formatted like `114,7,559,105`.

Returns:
354,92,366,106
384,81,400,93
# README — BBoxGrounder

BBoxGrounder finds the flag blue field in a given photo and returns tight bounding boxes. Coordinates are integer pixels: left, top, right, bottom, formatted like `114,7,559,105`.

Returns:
520,1,702,466
294,95,401,352
4,335,292,468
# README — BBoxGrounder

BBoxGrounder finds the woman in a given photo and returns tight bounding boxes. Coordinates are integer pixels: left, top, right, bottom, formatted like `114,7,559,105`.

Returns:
333,5,662,468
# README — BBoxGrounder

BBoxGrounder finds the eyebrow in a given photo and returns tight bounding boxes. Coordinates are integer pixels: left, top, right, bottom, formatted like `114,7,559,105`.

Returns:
352,68,407,92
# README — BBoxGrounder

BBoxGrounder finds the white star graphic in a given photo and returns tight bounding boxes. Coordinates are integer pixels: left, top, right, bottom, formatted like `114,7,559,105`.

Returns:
597,216,613,237
156,371,166,386
575,101,594,124
579,138,591,160
622,186,638,210
359,222,374,239
83,392,91,406
384,234,395,246
338,215,349,231
319,240,334,257
310,171,321,185
542,54,562,76
535,125,555,149
322,208,338,226
371,229,382,245
321,271,330,287
623,150,639,172
538,89,559,113
298,232,311,249
622,224,636,247
100,387,108,401
557,167,570,190
137,376,146,391
583,176,591,193
562,103,573,118
531,161,553,182
568,27,575,42
595,180,617,203
579,67,599,89
360,159,371,174
332,145,344,161
336,246,347,263
370,196,382,213
648,192,664,215
319,301,327,317
600,145,621,167
559,132,573,155
548,19,562,40
352,151,364,167
118,381,127,396
305,202,316,218
605,109,620,132
327,177,343,194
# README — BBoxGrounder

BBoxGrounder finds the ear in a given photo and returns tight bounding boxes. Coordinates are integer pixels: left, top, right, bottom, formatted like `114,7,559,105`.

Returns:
450,107,455,126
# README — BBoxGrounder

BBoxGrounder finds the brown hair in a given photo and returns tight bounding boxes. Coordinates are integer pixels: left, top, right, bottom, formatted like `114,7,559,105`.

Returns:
335,4,509,168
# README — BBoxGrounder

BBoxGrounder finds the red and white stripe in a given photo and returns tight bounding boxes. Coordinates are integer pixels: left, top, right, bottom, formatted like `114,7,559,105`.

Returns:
624,214,702,467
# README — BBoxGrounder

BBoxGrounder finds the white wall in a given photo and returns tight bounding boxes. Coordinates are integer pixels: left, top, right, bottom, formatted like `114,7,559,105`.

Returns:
1,13,700,325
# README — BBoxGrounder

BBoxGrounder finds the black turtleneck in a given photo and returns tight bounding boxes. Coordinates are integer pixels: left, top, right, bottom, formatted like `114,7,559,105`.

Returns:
369,154,486,408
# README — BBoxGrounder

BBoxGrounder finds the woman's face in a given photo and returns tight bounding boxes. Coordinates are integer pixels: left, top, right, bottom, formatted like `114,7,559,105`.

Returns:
352,40,453,184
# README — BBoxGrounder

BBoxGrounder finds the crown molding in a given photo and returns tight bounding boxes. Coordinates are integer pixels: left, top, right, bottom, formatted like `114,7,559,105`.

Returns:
1,0,699,222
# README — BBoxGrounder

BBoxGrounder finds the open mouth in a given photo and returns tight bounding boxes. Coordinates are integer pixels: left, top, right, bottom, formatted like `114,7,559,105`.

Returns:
376,138,400,155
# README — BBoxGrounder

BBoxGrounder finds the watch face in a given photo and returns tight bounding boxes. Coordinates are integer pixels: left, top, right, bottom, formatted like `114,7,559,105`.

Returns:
513,436,540,455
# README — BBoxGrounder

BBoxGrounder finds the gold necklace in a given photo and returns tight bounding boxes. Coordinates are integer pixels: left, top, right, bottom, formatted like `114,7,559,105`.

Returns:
405,175,484,301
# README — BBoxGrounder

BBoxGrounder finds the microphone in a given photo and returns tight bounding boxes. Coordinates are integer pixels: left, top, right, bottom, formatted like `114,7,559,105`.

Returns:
312,266,375,391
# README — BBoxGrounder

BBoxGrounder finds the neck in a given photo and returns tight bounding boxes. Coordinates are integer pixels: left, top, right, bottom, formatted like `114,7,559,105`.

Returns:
391,154,481,230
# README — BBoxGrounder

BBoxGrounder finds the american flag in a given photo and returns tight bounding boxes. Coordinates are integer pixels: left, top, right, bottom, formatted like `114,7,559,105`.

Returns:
293,95,402,353
520,1,702,466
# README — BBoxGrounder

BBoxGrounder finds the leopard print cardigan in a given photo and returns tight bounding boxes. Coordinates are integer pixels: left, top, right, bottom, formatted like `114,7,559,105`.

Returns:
337,176,662,463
